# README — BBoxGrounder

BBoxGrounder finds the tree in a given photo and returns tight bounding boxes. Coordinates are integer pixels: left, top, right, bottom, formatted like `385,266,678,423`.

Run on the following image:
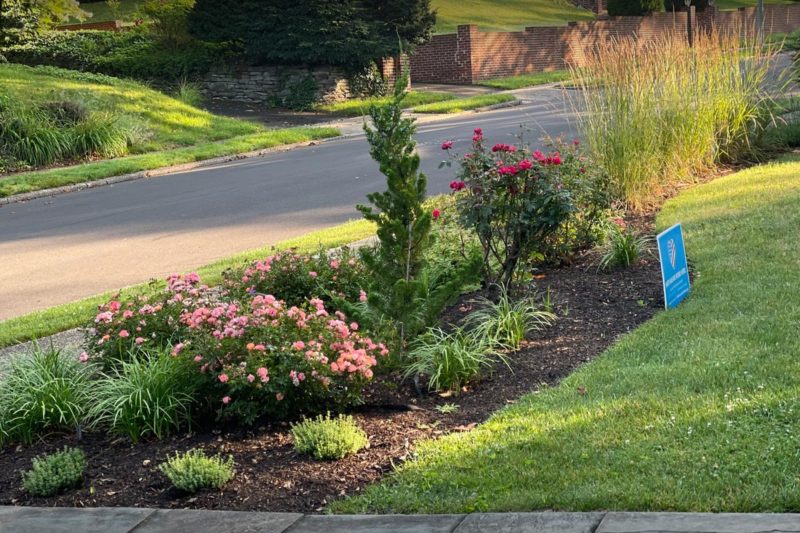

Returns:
189,0,435,69
1,0,86,46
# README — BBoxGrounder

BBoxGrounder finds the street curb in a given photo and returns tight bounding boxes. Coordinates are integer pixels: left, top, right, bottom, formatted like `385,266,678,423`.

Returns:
0,139,333,207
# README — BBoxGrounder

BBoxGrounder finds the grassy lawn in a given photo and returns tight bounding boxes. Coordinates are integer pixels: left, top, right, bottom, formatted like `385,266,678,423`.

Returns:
714,0,793,8
0,64,261,152
0,220,375,348
77,0,595,32
432,0,594,33
413,94,516,114
334,155,800,513
480,71,571,90
315,91,456,117
0,64,339,198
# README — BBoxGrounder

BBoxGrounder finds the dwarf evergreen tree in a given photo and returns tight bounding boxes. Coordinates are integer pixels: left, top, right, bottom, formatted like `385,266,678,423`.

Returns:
358,76,481,354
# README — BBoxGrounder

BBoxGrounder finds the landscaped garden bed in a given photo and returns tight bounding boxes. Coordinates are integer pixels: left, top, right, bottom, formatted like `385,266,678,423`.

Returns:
0,231,662,512
1,26,795,517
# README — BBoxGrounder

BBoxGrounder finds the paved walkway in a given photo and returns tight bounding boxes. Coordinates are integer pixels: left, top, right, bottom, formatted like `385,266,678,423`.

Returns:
1,507,800,533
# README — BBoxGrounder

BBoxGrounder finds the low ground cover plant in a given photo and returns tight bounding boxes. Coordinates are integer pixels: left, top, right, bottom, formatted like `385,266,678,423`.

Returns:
160,449,234,493
291,413,369,460
22,447,86,497
0,347,92,445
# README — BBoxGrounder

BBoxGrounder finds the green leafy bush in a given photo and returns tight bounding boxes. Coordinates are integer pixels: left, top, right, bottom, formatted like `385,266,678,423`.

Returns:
607,0,661,16
291,413,369,460
0,347,92,445
88,348,201,442
4,30,230,84
404,327,498,392
22,447,86,497
159,449,234,493
598,218,651,270
465,287,555,350
140,0,195,48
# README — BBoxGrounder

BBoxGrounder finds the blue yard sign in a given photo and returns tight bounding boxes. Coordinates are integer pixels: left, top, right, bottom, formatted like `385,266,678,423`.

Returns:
657,223,690,310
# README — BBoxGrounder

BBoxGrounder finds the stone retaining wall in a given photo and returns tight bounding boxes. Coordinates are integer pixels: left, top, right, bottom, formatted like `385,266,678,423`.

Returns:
198,65,350,105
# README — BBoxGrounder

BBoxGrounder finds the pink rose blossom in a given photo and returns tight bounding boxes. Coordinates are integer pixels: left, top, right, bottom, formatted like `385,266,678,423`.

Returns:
441,140,454,150
359,290,367,302
119,330,130,338
309,271,318,279
135,337,145,345
219,373,229,383
222,396,231,404
78,352,89,363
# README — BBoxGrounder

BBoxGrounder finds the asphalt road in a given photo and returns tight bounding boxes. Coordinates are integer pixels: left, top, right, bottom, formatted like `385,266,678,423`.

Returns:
0,88,579,321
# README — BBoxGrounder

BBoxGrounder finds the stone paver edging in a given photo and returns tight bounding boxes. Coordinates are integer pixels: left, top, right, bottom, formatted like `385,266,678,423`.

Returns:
1,507,800,533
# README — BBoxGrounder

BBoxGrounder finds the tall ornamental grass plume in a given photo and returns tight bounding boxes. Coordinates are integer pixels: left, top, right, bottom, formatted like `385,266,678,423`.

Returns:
570,27,779,211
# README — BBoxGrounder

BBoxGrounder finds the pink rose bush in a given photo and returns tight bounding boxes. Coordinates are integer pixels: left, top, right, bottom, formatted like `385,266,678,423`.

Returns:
85,268,388,425
185,294,387,424
222,246,366,309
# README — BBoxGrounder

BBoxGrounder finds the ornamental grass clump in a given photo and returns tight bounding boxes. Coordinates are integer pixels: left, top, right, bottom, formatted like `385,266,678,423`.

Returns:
291,413,369,460
159,449,234,493
22,447,86,497
465,286,556,351
0,347,92,445
404,327,499,392
598,218,651,271
571,28,778,210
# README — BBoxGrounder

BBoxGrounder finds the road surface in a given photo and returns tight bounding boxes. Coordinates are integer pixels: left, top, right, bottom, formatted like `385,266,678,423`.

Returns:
0,88,579,321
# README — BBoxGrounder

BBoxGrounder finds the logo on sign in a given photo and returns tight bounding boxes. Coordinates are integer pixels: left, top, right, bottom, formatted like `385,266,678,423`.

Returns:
668,239,677,269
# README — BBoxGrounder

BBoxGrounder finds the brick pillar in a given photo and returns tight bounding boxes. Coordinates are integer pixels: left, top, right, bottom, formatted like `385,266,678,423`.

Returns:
457,25,477,84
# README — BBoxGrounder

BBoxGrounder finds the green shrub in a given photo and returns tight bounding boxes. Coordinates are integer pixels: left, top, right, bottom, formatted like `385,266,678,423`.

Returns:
0,347,92,445
22,447,86,497
464,287,555,351
140,0,195,48
291,413,369,460
88,348,201,442
404,327,498,392
159,449,234,493
607,0,661,16
598,219,651,270
4,30,229,84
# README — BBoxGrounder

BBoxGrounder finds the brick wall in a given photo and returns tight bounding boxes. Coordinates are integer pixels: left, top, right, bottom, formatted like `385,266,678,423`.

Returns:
412,4,800,84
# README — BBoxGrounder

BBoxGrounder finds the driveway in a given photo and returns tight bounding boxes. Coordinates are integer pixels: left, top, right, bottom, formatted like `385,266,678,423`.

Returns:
0,88,577,321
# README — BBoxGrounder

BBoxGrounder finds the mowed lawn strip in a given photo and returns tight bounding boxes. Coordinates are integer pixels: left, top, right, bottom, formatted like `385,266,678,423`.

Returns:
479,71,571,90
315,91,456,117
0,220,375,348
413,94,516,114
334,156,800,513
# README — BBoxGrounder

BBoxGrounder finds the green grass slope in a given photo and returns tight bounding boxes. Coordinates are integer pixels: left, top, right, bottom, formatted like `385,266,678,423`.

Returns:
0,64,260,152
335,155,800,513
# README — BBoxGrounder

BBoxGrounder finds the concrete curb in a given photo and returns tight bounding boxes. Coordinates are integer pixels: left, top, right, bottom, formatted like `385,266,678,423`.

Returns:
1,507,800,533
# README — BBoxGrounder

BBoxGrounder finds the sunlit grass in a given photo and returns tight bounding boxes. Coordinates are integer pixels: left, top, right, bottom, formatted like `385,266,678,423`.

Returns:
0,220,375,348
413,94,516,114
334,155,800,513
0,64,260,155
432,0,594,33
479,71,570,90
315,91,456,117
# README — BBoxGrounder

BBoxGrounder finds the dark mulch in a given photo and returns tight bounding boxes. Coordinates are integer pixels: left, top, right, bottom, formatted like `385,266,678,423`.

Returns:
0,221,664,513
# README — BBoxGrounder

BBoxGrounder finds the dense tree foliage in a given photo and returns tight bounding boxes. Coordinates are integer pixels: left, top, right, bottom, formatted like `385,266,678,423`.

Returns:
607,0,661,16
189,0,435,68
